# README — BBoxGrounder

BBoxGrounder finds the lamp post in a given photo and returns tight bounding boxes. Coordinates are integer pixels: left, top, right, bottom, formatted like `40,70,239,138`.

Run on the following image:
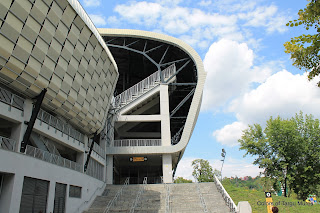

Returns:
220,148,226,182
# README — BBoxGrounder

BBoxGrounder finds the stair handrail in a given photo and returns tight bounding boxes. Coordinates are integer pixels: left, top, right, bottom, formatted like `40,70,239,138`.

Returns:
74,182,106,213
162,63,176,79
129,177,148,213
114,70,160,108
196,182,208,213
113,139,161,147
114,63,176,108
213,174,238,213
104,177,130,213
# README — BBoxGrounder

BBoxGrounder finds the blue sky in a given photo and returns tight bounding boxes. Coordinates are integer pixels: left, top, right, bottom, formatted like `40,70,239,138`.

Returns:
80,0,320,179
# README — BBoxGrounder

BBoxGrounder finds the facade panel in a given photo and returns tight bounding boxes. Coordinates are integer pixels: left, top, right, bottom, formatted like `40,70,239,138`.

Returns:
0,0,118,134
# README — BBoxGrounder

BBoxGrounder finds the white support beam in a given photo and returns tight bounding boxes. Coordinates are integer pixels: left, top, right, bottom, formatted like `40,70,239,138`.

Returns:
160,85,171,146
106,155,113,184
162,154,173,183
117,115,161,122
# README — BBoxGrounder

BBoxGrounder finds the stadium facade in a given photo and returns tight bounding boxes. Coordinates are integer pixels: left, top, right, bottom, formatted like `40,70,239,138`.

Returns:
0,0,206,212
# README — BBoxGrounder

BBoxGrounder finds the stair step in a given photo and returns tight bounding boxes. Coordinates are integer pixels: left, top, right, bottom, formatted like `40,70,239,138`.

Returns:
85,183,232,213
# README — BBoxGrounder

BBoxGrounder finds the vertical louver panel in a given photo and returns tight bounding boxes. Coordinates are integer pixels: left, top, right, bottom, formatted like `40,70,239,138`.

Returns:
20,177,49,213
53,183,66,213
19,195,34,213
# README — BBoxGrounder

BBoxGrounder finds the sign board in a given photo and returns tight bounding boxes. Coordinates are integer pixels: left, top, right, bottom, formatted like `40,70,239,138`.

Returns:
130,157,147,162
265,192,273,213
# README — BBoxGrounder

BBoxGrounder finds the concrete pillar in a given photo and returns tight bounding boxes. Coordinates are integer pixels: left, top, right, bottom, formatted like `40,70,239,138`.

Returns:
4,173,24,213
106,155,113,184
77,135,87,173
162,154,173,183
160,85,171,146
10,123,24,152
0,174,14,212
10,99,33,152
46,181,55,213
76,152,85,172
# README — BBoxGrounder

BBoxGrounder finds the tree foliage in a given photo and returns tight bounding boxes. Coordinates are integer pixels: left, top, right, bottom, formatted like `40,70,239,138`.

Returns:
174,177,193,183
239,112,320,199
284,0,320,86
192,159,215,182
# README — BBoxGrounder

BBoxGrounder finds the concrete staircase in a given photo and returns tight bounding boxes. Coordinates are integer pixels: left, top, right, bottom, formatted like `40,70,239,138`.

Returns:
83,185,121,213
84,182,232,213
170,183,203,213
134,184,167,213
198,183,231,213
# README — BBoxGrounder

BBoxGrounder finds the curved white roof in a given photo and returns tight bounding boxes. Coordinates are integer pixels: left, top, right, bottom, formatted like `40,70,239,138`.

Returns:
99,29,207,155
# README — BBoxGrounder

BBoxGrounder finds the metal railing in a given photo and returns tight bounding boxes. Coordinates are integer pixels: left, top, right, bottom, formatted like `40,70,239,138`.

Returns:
129,177,148,213
165,183,172,213
162,63,176,79
196,182,208,213
113,139,161,147
114,64,176,108
213,175,238,213
0,136,16,151
89,141,105,159
85,158,104,181
74,182,106,213
104,177,130,213
37,133,61,156
0,86,24,111
25,145,82,172
37,109,85,144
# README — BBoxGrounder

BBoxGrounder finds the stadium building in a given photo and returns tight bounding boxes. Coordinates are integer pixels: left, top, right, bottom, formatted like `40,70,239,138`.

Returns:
0,0,206,212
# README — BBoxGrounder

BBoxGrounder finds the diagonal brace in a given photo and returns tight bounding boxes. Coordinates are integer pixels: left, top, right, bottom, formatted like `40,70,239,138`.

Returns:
165,60,191,83
20,89,47,153
84,132,99,172
170,88,195,117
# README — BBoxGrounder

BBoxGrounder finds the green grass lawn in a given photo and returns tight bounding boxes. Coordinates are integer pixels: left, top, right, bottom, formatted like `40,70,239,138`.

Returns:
223,184,320,213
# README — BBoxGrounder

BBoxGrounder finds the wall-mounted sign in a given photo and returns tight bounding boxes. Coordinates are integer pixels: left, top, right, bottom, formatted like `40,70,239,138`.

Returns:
130,157,148,162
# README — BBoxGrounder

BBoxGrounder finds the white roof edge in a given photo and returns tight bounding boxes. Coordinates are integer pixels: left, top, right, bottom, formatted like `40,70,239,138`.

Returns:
98,29,205,77
100,29,207,155
67,0,118,73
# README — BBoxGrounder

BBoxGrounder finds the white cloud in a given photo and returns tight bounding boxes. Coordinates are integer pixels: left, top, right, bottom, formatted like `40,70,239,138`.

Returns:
83,0,101,7
221,157,264,178
112,1,240,49
109,0,290,50
174,157,263,180
89,14,106,26
155,0,182,5
229,71,320,124
239,5,288,33
213,0,258,13
213,122,247,147
201,39,272,111
114,2,162,26
213,71,320,147
106,16,121,26
199,1,212,7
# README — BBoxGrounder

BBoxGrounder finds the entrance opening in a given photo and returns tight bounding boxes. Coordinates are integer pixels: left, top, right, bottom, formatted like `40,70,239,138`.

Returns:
114,155,163,184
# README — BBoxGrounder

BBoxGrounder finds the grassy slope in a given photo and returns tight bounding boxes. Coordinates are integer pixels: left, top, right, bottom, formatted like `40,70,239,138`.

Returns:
223,184,320,213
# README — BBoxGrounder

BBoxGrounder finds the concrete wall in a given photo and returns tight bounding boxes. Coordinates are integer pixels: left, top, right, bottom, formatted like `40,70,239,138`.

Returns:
0,149,104,213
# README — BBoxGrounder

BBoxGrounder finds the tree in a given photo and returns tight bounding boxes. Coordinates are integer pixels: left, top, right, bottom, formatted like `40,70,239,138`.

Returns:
284,0,320,86
192,159,215,182
174,177,193,183
239,112,320,199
